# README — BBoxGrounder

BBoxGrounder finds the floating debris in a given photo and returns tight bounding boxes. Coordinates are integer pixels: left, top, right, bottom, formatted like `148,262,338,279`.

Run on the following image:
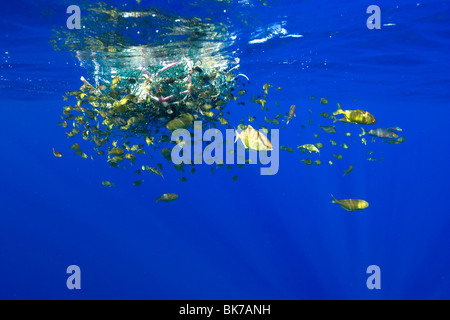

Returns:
320,98,329,105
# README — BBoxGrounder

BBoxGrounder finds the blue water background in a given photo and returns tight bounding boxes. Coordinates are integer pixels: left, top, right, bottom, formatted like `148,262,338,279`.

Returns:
1,0,450,299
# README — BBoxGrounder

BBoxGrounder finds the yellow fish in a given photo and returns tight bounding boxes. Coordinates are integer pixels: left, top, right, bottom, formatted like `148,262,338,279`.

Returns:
102,181,115,187
166,113,194,131
298,144,320,154
235,125,273,151
146,136,154,146
331,194,369,211
52,148,62,158
333,103,376,125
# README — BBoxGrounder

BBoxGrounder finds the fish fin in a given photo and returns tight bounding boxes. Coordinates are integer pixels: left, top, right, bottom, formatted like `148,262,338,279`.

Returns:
234,130,241,143
155,198,160,203
333,103,344,116
331,193,338,203
359,127,366,137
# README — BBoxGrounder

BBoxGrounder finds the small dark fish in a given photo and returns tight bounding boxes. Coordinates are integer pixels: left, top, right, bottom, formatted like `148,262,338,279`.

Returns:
102,181,115,187
133,180,144,187
156,193,179,203
343,165,354,176
286,105,296,125
193,66,203,73
383,137,406,145
319,125,336,133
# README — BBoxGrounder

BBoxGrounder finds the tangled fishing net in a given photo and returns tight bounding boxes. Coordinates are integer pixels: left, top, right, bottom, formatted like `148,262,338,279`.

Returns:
53,2,247,171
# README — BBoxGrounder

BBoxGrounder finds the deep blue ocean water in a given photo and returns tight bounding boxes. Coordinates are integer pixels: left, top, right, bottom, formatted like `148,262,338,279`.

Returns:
1,0,450,300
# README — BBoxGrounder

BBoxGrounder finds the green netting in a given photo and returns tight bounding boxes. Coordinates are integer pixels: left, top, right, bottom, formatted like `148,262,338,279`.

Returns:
62,59,242,168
